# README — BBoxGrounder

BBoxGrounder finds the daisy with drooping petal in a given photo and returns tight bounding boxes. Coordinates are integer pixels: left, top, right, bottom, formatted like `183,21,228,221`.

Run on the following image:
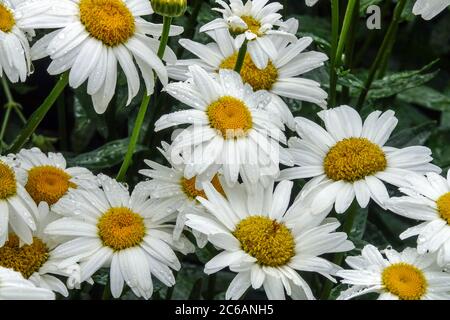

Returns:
0,155,37,246
139,142,225,247
155,66,293,187
168,19,328,129
16,0,183,114
45,174,194,299
0,203,80,297
16,148,97,210
0,267,55,300
412,0,450,20
337,245,450,300
386,171,450,267
185,180,354,300
0,0,33,82
279,105,440,214
200,0,297,69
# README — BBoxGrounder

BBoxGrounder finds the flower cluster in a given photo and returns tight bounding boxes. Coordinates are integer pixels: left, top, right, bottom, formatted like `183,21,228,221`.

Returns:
0,0,449,301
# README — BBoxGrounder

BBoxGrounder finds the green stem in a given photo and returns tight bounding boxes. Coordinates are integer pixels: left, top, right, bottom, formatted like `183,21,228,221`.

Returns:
6,72,69,154
116,15,172,182
335,0,357,69
320,201,358,300
328,0,340,107
102,277,112,300
0,77,14,144
234,40,248,73
356,0,407,109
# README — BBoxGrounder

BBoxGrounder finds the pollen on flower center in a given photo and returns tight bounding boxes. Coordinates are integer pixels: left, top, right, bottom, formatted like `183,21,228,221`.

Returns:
233,216,295,267
437,192,450,224
230,15,261,36
0,234,49,279
324,137,387,182
0,4,15,33
25,165,76,205
97,207,146,251
181,175,225,200
382,263,427,300
206,96,253,139
0,161,16,200
79,0,135,47
220,53,278,91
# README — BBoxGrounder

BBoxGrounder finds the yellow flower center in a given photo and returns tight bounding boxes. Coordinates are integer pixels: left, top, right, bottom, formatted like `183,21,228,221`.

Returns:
79,0,135,47
220,53,278,91
0,161,16,200
437,192,450,224
382,263,427,300
206,96,253,139
181,175,225,200
0,4,15,33
25,166,77,206
230,15,261,36
0,234,49,279
97,207,146,251
233,216,295,267
324,138,387,182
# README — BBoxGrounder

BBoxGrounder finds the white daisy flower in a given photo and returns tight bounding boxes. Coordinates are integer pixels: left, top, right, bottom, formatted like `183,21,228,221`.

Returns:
168,19,328,129
45,174,194,299
16,148,97,209
0,155,38,246
0,267,55,300
279,105,440,214
185,180,354,300
386,171,450,267
0,203,80,297
412,0,450,20
16,0,183,114
0,0,33,82
200,0,297,69
337,245,450,300
156,66,293,188
139,141,226,247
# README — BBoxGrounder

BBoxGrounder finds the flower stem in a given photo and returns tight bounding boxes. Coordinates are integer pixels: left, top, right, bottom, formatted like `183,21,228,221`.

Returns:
6,72,69,154
0,77,14,145
234,40,248,73
335,0,357,69
116,15,172,182
328,0,340,107
356,0,407,109
319,201,358,300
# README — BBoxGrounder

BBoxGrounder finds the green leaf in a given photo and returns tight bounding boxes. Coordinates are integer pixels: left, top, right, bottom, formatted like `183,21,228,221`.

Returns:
427,128,450,171
66,138,146,171
293,15,331,48
387,121,437,148
368,66,439,100
349,207,368,240
73,87,108,139
397,86,450,112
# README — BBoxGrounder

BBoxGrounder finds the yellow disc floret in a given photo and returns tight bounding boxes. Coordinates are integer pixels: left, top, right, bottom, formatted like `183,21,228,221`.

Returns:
382,263,427,300
230,15,261,36
324,138,387,182
207,96,253,139
25,166,76,206
0,4,15,33
437,192,450,224
79,0,135,47
181,175,225,200
97,207,146,251
233,216,295,267
0,234,49,279
220,53,278,91
0,161,16,200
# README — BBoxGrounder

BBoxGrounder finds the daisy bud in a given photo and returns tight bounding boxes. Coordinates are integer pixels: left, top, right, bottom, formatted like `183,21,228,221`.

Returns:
150,0,187,17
